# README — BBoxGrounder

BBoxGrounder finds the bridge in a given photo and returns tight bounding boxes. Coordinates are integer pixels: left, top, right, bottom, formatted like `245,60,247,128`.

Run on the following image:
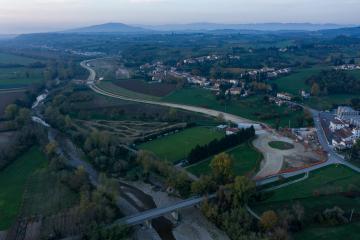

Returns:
113,194,216,227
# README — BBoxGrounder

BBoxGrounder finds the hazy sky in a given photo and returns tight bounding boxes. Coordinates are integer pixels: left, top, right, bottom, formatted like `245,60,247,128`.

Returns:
0,0,359,33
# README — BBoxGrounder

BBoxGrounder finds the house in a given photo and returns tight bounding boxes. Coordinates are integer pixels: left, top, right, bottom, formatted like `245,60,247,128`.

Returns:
301,90,310,99
332,128,357,150
277,92,293,101
226,128,240,135
337,106,359,118
329,118,349,132
228,87,242,95
217,125,227,130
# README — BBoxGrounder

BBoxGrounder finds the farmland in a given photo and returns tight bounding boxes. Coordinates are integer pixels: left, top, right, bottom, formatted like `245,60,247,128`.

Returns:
0,52,40,65
20,168,79,218
0,67,43,88
273,67,326,95
252,165,360,224
138,126,225,163
186,141,262,177
114,79,177,97
74,119,187,144
0,91,25,117
164,87,306,128
0,147,47,230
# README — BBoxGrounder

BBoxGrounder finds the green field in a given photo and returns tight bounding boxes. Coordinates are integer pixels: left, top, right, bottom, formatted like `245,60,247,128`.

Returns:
21,169,79,218
0,147,47,230
186,141,263,177
253,165,360,216
268,141,294,150
0,67,43,88
305,94,358,110
138,126,225,163
294,222,360,240
274,67,325,95
164,88,306,128
0,52,40,65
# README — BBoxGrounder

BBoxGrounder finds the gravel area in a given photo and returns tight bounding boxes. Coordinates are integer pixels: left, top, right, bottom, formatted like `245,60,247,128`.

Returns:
128,181,229,240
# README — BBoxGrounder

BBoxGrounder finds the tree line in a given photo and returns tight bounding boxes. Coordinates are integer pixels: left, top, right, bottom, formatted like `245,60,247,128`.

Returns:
307,70,360,95
188,126,256,164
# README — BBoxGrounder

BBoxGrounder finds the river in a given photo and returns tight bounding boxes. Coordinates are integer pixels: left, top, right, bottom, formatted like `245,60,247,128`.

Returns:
31,90,175,239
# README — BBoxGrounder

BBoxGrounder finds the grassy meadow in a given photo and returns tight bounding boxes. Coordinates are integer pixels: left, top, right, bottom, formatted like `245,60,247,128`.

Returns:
0,147,47,230
186,141,263,177
138,126,225,163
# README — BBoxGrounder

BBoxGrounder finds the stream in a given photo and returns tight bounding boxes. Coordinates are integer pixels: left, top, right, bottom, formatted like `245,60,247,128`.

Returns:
31,90,175,240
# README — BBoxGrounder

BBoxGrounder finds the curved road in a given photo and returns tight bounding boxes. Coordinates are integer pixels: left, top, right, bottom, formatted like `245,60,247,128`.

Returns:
81,60,260,128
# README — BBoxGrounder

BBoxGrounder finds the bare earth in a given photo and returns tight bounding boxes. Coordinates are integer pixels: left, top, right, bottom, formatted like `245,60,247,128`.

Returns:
254,131,321,179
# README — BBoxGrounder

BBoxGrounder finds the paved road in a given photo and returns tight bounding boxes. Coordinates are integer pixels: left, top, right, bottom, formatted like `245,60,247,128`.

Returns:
81,60,260,128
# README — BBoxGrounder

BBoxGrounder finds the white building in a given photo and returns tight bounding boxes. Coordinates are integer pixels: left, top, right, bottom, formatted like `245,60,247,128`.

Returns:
329,118,349,132
277,93,293,101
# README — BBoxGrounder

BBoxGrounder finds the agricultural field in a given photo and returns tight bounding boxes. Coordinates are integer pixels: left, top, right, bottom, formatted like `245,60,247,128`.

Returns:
0,91,25,117
164,87,306,128
186,141,263,177
0,52,44,89
273,67,326,95
0,147,47,230
114,79,177,97
252,165,360,237
0,52,40,65
0,67,43,88
138,126,225,163
74,119,187,143
20,169,79,218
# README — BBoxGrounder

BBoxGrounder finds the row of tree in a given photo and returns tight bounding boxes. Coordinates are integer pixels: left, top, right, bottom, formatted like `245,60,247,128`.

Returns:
307,70,360,95
188,126,256,164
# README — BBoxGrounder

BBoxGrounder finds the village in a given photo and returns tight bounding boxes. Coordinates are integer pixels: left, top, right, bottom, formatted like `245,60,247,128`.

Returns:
139,55,292,98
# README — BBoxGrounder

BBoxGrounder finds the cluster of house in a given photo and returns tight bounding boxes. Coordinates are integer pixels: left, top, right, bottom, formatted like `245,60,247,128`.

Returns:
183,55,221,64
247,67,292,79
334,64,360,71
330,106,360,150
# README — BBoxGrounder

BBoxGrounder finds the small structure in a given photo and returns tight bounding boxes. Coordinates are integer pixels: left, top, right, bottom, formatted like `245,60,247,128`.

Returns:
301,90,310,99
226,128,240,135
217,125,227,131
277,92,293,101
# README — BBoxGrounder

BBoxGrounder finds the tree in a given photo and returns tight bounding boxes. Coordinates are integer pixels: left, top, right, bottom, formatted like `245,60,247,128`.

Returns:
45,141,58,157
217,113,225,123
16,108,31,126
4,104,19,120
260,210,278,231
191,175,217,195
210,153,233,184
350,140,360,163
231,176,255,207
311,82,320,96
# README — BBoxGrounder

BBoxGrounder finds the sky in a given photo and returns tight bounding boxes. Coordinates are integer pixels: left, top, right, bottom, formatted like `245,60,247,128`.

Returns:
0,0,359,34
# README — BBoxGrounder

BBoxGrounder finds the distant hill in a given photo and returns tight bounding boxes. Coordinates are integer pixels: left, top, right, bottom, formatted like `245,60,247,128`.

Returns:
317,26,360,37
143,22,354,32
65,22,149,33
